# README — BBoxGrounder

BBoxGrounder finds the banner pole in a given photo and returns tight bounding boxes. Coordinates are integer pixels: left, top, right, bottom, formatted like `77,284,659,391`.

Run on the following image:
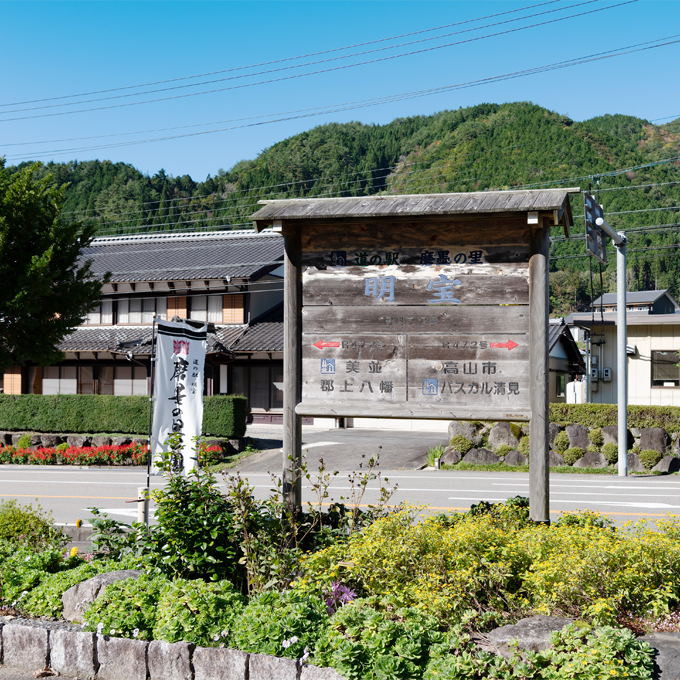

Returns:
145,314,157,527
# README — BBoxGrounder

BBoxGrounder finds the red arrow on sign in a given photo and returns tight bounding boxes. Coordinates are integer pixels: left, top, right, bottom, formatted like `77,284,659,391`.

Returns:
490,340,519,350
313,340,340,349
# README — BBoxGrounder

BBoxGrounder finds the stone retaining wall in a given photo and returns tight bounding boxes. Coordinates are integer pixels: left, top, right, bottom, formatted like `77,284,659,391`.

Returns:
0,619,344,680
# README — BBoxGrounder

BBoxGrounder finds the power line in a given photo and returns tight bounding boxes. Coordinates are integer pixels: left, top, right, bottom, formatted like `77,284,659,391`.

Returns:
0,0,602,116
0,0,566,108
0,0,639,124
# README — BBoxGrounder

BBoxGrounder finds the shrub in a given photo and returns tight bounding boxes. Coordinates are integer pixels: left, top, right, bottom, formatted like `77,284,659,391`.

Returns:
518,436,530,456
83,573,169,640
0,394,246,438
0,499,65,549
586,444,600,453
494,444,515,458
448,435,474,454
602,442,619,464
56,442,68,453
563,447,584,465
153,579,246,647
231,590,328,660
554,431,570,452
549,403,680,433
314,597,443,680
639,449,663,471
554,510,614,529
589,428,604,447
16,434,32,449
426,444,446,467
509,423,522,440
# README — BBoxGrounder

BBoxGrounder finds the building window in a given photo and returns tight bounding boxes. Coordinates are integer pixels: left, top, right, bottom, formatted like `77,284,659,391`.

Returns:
43,366,77,394
651,351,680,387
556,373,566,398
229,363,283,412
117,298,167,324
113,366,147,395
190,295,223,323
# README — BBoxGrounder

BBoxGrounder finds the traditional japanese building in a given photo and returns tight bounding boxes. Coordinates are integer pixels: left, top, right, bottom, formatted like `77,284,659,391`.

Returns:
2,229,287,423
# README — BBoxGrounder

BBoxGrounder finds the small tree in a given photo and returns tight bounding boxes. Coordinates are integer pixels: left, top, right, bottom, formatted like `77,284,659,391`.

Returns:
0,159,105,373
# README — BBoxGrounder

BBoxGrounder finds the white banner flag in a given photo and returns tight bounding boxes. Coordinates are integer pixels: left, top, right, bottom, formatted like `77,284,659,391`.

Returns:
151,319,207,475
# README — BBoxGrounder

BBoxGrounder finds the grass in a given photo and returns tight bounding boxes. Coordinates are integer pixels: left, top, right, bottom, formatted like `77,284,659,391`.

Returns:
440,463,664,475
207,441,261,472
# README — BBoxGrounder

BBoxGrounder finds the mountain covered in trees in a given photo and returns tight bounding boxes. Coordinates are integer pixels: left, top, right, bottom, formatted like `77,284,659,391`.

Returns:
7,102,680,314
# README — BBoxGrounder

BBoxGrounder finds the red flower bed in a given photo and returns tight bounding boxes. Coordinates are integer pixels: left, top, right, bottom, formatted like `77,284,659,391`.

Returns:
0,443,149,466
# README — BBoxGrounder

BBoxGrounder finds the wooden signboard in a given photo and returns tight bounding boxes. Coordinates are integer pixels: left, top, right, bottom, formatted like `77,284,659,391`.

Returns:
251,190,578,523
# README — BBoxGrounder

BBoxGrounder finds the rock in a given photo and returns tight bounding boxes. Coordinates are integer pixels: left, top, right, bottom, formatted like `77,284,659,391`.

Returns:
488,422,520,450
637,632,680,680
549,450,566,467
30,434,43,446
640,428,671,454
10,433,26,447
148,640,194,680
448,421,484,446
50,629,98,679
2,623,49,669
228,438,245,453
462,448,501,465
566,424,590,450
300,665,348,680
249,653,299,680
67,435,91,448
548,423,564,450
193,647,249,680
614,452,646,473
111,436,133,447
504,450,527,466
601,425,634,449
631,427,642,438
133,437,149,446
0,431,12,446
40,434,63,448
62,570,143,622
573,451,609,468
97,636,148,680
481,616,574,660
653,456,680,474
673,439,680,457
91,436,112,447
440,446,462,466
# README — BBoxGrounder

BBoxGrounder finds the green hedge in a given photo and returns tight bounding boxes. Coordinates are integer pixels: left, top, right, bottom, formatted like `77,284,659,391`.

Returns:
0,394,247,438
549,403,680,433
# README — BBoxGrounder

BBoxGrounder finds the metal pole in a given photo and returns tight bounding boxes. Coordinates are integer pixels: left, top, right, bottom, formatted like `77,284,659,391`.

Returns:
616,233,628,476
144,315,156,526
529,221,550,523
283,227,302,511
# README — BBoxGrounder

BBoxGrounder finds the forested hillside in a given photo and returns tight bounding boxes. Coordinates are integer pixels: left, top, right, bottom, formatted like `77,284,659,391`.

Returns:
8,102,680,313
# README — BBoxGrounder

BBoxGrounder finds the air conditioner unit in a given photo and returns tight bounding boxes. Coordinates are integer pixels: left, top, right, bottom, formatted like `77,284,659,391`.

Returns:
603,367,612,382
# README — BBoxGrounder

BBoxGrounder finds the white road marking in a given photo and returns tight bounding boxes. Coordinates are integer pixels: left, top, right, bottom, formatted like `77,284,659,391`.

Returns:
88,508,156,518
279,441,340,452
0,479,165,486
447,496,680,509
492,482,680,490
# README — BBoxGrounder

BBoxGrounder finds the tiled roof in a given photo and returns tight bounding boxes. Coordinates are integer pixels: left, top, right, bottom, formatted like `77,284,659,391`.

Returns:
251,189,578,225
231,305,284,352
82,230,283,283
59,324,248,355
591,290,674,306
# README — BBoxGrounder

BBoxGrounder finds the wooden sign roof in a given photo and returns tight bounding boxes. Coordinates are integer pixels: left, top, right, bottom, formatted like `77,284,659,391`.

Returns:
251,188,579,234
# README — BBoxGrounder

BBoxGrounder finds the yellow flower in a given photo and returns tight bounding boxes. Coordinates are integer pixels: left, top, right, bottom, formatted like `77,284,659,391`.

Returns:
75,519,83,528
69,547,79,558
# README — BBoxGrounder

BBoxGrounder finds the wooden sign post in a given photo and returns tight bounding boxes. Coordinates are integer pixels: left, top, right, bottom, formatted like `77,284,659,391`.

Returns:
252,190,577,523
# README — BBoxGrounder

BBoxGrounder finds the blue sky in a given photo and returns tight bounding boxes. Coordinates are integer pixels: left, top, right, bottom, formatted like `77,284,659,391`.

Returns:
1,0,678,180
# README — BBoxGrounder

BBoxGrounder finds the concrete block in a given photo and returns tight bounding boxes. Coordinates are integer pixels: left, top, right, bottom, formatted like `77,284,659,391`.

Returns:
50,629,97,679
193,646,248,680
300,665,348,680
249,653,298,680
2,624,49,669
148,640,193,680
97,636,148,680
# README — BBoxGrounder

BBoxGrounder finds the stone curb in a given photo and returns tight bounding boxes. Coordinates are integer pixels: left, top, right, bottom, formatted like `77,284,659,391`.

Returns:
0,618,345,680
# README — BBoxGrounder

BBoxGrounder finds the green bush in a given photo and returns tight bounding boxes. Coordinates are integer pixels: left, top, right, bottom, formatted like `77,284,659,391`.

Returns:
56,442,68,453
549,403,680,433
554,431,570,452
589,428,604,447
494,444,515,458
231,590,328,660
639,449,663,471
0,394,246,438
563,447,585,465
518,436,530,456
16,434,31,449
83,573,169,640
586,444,600,453
448,435,474,454
509,423,522,440
0,499,64,549
602,443,619,464
153,579,246,647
